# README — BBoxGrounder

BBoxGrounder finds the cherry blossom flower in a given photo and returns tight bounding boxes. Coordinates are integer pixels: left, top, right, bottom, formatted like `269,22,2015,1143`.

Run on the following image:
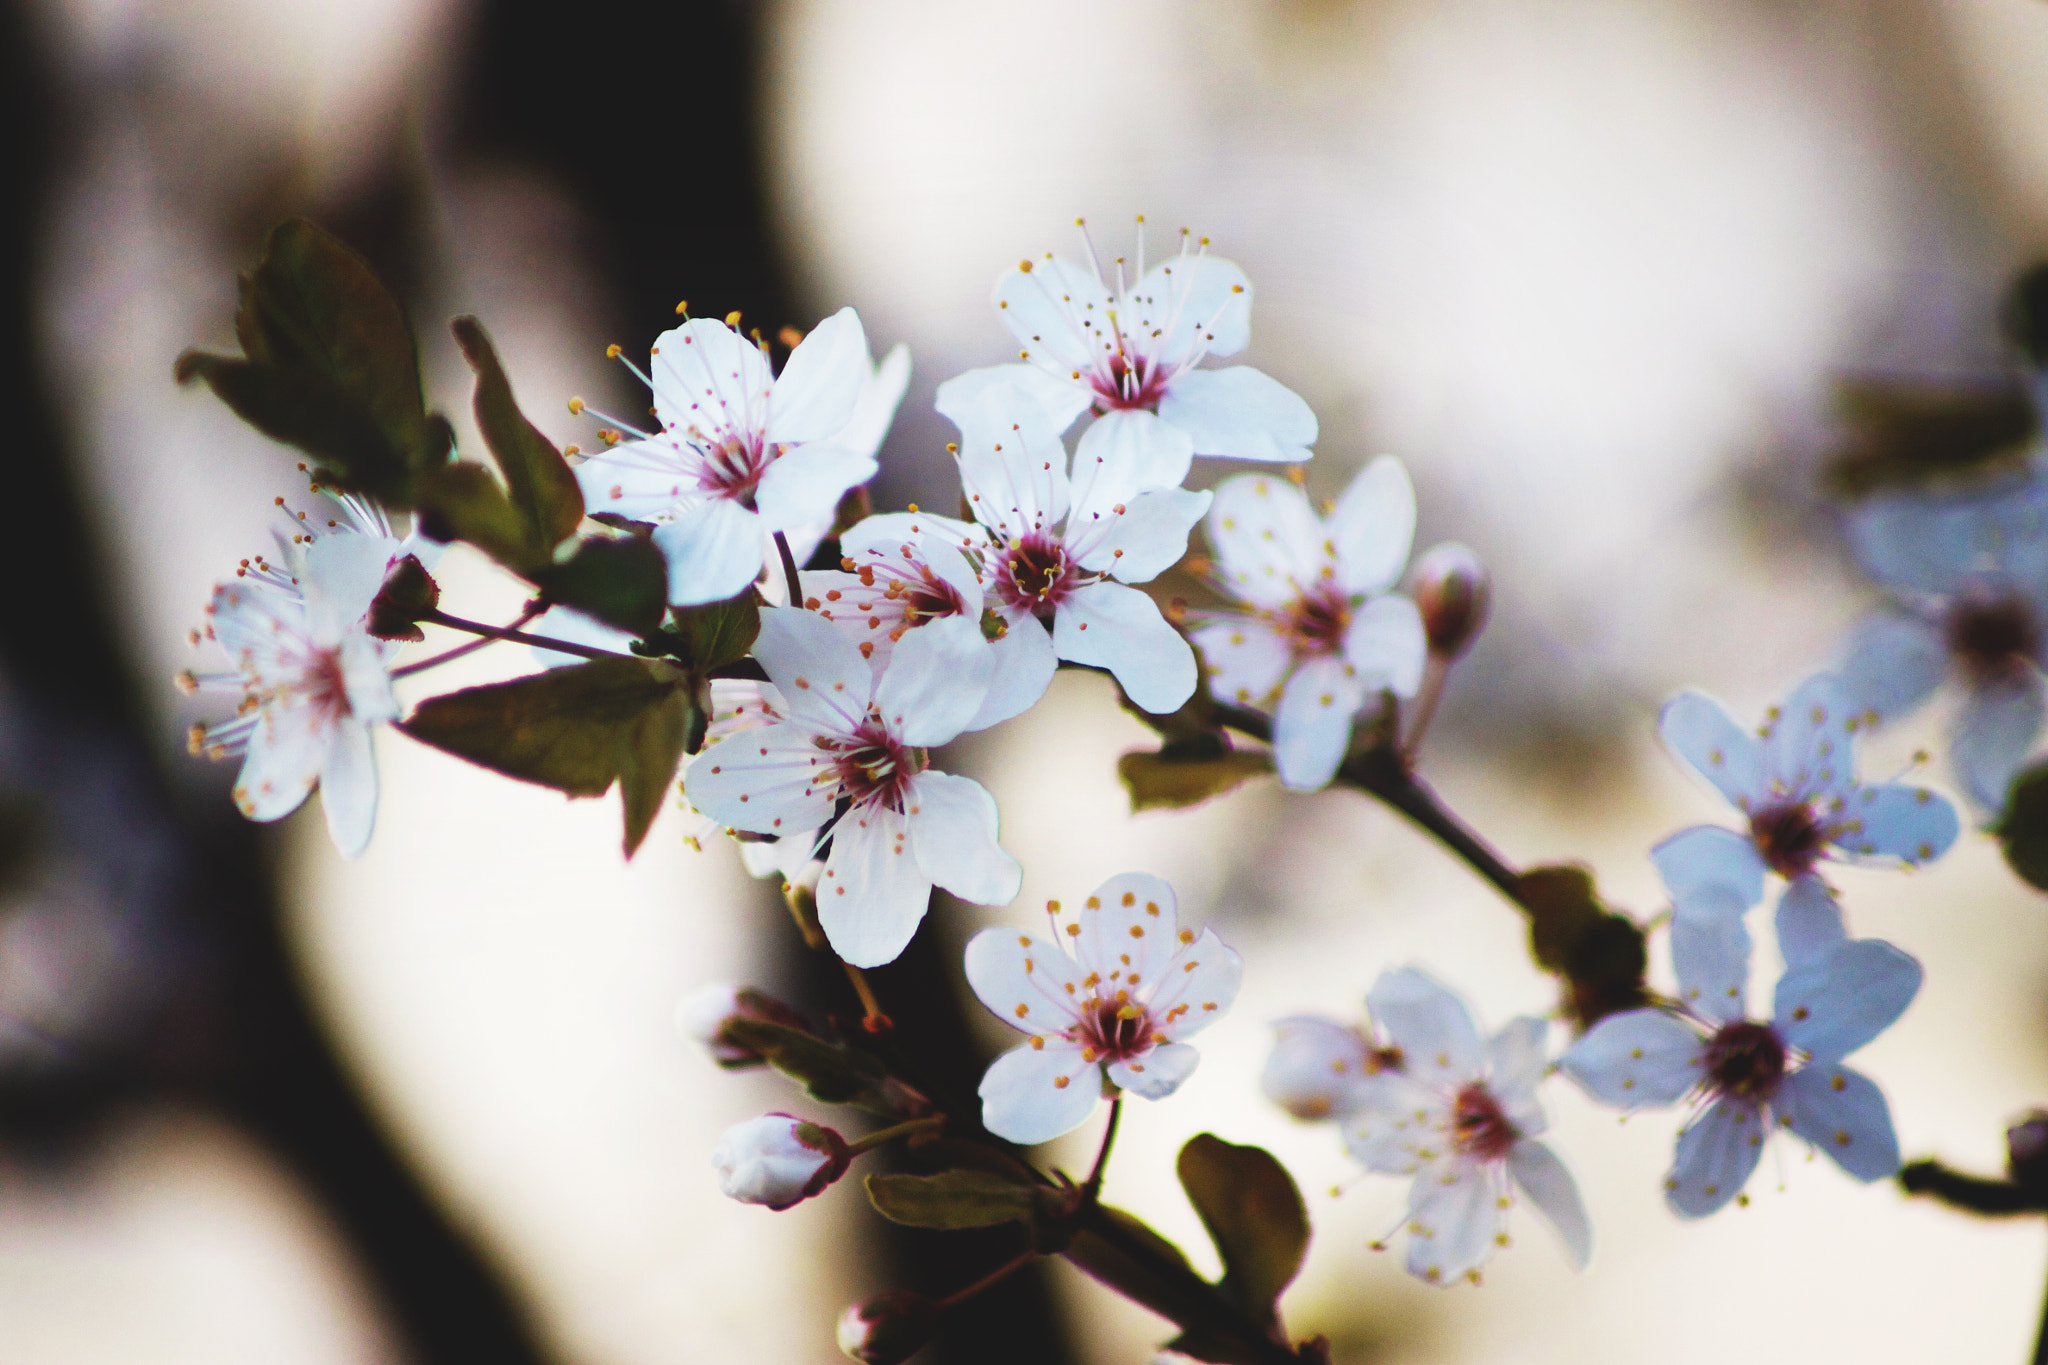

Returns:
1336,968,1591,1286
1839,465,2048,810
941,381,1211,715
1262,1015,1404,1121
711,1113,851,1210
963,873,1242,1144
573,309,896,605
181,489,411,857
1561,920,1921,1218
1655,674,1959,964
1191,461,1427,789
936,224,1316,464
681,606,1021,967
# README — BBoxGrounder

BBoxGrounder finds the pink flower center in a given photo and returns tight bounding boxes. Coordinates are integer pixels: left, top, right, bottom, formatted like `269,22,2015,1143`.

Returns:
1090,351,1169,411
901,574,967,626
1748,798,1829,879
1702,1020,1787,1101
1074,996,1155,1064
294,646,353,723
696,434,772,505
1278,582,1351,660
997,534,1083,615
1946,591,2039,683
821,721,925,813
1450,1083,1518,1162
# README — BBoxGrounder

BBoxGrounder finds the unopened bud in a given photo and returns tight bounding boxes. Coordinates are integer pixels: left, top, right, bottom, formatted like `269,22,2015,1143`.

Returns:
675,983,808,1068
1410,542,1490,658
836,1291,937,1364
1263,1016,1392,1120
712,1113,850,1210
2008,1110,2048,1190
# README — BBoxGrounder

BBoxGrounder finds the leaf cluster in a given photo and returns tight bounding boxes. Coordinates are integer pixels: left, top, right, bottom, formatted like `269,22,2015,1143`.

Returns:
1518,864,1649,1031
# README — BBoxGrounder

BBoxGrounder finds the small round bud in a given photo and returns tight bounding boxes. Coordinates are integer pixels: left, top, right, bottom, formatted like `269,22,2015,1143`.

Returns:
1263,1016,1382,1120
2008,1110,2048,1190
836,1291,937,1364
712,1114,850,1210
675,983,808,1068
1409,542,1491,658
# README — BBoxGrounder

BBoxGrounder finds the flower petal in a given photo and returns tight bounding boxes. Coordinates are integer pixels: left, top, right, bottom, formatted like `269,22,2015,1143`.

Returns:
337,632,397,725
573,437,698,520
232,704,325,822
1508,1139,1592,1270
1068,408,1196,522
1342,594,1427,698
1108,1042,1200,1100
1339,1075,1444,1173
1159,366,1316,464
1773,937,1921,1062
318,718,378,858
1665,1098,1766,1218
1670,897,1752,1023
1142,252,1252,364
1837,610,1946,724
1327,457,1416,596
1051,580,1197,715
978,1039,1102,1144
303,531,404,639
951,380,1072,540
934,363,1094,433
1145,930,1243,1043
873,615,992,746
1486,1017,1550,1133
683,721,840,835
1262,1017,1378,1120
1775,875,1847,967
750,605,874,730
1765,673,1861,802
754,441,879,533
1954,672,2047,811
1777,1063,1901,1182
1838,780,1960,866
651,318,774,447
1191,615,1292,709
1272,655,1368,791
993,254,1113,371
962,926,1083,1036
1074,487,1211,585
652,497,766,606
1659,691,1763,810
1405,1164,1504,1285
1070,871,1180,979
1204,473,1322,608
817,806,932,968
1651,825,1766,910
827,341,911,460
906,771,1020,907
966,616,1057,730
766,306,869,445
1560,1009,1703,1109
1368,967,1484,1087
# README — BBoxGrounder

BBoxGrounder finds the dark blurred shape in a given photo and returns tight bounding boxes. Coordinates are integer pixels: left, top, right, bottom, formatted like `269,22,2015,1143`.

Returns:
1823,375,2036,499
2003,262,2048,369
2010,1109,2048,1192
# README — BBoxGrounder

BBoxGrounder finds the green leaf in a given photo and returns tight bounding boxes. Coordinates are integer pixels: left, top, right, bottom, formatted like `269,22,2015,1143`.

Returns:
668,591,762,672
863,1170,1039,1230
534,535,669,635
1516,865,1648,1030
1062,1207,1219,1339
397,656,693,856
1176,1135,1309,1326
450,316,583,551
1996,761,2048,891
414,463,544,572
718,1017,893,1109
1118,745,1272,812
175,219,447,503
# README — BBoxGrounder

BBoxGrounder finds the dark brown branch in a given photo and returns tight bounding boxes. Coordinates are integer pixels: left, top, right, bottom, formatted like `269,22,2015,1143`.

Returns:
1899,1159,2048,1216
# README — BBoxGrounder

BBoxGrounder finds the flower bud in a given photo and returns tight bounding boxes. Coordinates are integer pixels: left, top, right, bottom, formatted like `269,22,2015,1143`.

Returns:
2009,1109,2048,1191
836,1291,937,1364
674,983,808,1068
1409,542,1491,659
1262,1016,1386,1120
712,1114,851,1210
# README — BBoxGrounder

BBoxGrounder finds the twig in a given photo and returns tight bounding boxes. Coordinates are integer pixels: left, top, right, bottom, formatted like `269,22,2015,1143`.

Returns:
391,602,544,679
421,610,637,663
938,1249,1039,1309
773,530,804,608
842,960,894,1034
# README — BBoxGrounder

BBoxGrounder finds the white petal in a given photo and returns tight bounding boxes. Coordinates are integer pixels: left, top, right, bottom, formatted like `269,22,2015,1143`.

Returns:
817,806,932,968
1158,366,1316,463
1068,409,1194,522
873,615,992,746
906,771,1020,907
652,497,766,606
1074,487,1210,584
1342,595,1427,697
1108,1043,1200,1100
1765,673,1861,801
962,926,1083,1036
1326,457,1416,596
841,510,990,560
1954,672,2047,810
951,380,1072,540
1142,253,1252,364
684,722,840,835
1777,1063,1901,1182
1838,780,1960,865
1405,1164,1503,1285
1486,1017,1550,1133
1665,1098,1767,1218
750,606,874,730
337,632,397,725
1203,473,1322,608
1508,1139,1592,1270
1051,580,1197,715
1339,1075,1445,1173
754,442,878,532
934,363,1093,433
1368,967,1484,1086
1262,1017,1377,1120
767,307,869,445
1272,655,1367,791
1651,825,1766,910
1670,900,1751,1023
1559,1009,1702,1109
1837,610,1946,724
572,437,696,520
318,718,378,858
651,318,774,446
303,531,404,639
232,704,325,822
993,255,1113,370
1659,691,1763,809
1775,875,1847,967
964,617,1057,731
978,1039,1102,1144
1146,930,1243,1043
826,341,911,461
1191,616,1292,709
1845,479,2042,597
1774,938,1922,1062
1072,872,1182,989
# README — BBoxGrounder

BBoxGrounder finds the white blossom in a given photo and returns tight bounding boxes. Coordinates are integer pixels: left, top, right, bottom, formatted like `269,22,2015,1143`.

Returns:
1262,1016,1402,1121
711,1113,850,1210
1192,461,1427,789
936,225,1316,464
1338,968,1591,1285
1561,921,1921,1218
681,607,1020,967
963,873,1242,1144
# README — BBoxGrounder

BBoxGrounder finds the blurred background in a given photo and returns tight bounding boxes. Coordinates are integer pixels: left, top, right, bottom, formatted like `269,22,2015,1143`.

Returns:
6,0,2048,1360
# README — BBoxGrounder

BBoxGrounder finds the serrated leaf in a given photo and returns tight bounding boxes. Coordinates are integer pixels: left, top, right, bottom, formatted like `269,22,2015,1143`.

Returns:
1176,1135,1308,1326
397,656,692,855
450,316,583,551
1118,747,1272,812
1996,761,2048,892
864,1170,1039,1229
718,1017,893,1110
534,535,669,635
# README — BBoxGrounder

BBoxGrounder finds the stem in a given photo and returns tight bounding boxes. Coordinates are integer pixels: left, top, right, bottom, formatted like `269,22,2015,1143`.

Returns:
1083,1097,1120,1199
421,610,637,663
1898,1159,2048,1215
391,602,544,679
2035,1256,2048,1365
845,1115,946,1155
937,1250,1038,1310
842,959,894,1033
1401,652,1448,761
773,530,804,607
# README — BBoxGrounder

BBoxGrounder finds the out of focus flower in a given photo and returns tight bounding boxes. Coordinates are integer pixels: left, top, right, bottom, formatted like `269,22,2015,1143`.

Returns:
1192,461,1427,789
941,381,1210,715
674,983,809,1068
936,225,1315,464
573,308,894,605
1262,1015,1402,1121
682,607,1020,967
836,1291,937,1364
1655,674,1959,963
1562,922,1920,1218
1840,466,2048,810
963,873,1242,1144
1338,968,1590,1285
711,1113,851,1210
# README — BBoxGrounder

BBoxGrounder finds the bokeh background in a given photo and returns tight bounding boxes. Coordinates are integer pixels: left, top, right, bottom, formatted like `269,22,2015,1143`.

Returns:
6,0,2048,1361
